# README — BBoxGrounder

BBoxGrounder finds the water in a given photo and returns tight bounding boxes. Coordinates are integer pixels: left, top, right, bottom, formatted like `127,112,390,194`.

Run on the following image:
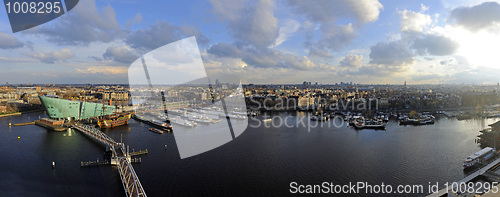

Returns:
0,111,498,196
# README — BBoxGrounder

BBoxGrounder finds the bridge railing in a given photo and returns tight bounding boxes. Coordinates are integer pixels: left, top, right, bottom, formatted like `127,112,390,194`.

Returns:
73,125,118,146
115,157,147,197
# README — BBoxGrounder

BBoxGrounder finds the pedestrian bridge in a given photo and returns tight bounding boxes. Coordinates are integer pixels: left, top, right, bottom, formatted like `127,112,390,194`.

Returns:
72,124,147,197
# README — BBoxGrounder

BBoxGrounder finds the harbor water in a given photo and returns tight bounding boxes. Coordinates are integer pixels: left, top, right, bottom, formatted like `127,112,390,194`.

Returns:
0,111,498,196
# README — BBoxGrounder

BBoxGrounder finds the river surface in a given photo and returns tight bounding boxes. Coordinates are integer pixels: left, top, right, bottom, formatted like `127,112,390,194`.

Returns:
0,111,498,196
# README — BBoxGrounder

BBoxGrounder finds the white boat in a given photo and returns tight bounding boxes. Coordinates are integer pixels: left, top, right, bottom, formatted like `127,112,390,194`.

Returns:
463,147,497,169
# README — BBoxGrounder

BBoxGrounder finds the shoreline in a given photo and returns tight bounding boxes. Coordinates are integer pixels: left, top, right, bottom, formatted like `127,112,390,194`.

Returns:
0,112,22,118
0,109,45,118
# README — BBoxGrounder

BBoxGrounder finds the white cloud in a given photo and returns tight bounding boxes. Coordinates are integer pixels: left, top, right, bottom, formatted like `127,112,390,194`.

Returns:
274,19,300,47
398,9,432,32
25,0,124,45
339,54,363,68
31,48,74,63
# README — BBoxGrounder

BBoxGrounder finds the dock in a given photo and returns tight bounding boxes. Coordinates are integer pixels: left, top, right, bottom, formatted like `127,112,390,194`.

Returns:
427,157,500,197
81,160,110,167
129,149,148,157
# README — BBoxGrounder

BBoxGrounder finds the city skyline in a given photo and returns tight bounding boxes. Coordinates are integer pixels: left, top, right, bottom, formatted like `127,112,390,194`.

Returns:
0,0,500,85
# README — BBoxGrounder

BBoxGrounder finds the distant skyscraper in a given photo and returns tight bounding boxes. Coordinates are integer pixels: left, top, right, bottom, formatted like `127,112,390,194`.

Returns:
404,81,406,88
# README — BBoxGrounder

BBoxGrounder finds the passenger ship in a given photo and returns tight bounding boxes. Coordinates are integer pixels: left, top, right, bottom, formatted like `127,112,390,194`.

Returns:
463,147,497,169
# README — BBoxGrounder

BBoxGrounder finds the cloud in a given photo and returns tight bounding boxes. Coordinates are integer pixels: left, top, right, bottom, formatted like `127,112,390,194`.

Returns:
0,32,24,49
124,13,143,29
207,42,242,58
207,43,317,70
440,58,454,65
369,40,414,66
103,45,139,64
449,2,500,32
25,0,124,45
339,54,363,68
286,0,383,52
309,47,332,58
398,9,432,32
411,73,441,82
31,48,74,63
286,0,382,24
242,48,316,70
274,19,300,47
210,0,279,49
125,21,208,51
75,66,128,75
411,34,459,56
317,23,357,51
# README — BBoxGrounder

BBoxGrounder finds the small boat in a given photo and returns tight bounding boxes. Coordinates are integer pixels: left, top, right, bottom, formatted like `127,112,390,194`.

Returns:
149,128,164,134
354,121,386,130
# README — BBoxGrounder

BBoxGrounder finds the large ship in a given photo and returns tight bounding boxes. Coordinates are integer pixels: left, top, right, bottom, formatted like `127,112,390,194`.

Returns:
97,113,131,128
463,147,497,169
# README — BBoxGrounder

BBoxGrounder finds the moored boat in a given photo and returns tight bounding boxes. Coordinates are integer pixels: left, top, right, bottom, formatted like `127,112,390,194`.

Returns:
97,113,131,128
463,147,497,169
149,127,164,134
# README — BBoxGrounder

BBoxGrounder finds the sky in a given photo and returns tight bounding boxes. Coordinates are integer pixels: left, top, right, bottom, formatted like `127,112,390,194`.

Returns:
0,0,500,85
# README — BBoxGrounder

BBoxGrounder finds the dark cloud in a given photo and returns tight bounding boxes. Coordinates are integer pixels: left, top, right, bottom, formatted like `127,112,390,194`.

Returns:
103,45,139,64
210,0,279,49
286,0,383,24
449,2,500,32
440,59,453,65
412,34,459,56
31,48,74,64
369,40,414,66
0,32,24,49
207,42,242,58
24,0,124,45
125,21,208,52
207,42,316,70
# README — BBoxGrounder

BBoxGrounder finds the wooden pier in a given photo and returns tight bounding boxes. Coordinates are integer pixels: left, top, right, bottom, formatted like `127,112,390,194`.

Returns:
13,121,35,126
129,149,148,157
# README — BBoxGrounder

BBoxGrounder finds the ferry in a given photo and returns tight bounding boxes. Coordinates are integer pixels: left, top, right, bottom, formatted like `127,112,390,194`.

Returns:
463,147,497,169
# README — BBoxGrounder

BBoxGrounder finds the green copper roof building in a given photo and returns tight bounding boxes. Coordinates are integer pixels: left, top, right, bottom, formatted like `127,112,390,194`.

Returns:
39,96,116,120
